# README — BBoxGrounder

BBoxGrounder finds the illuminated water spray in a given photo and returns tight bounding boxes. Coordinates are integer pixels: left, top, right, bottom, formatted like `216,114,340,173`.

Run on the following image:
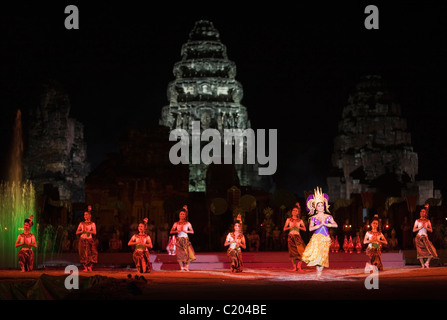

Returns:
0,110,37,269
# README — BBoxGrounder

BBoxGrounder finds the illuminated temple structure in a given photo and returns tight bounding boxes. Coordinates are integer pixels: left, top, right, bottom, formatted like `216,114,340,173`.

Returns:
327,75,441,205
159,20,264,193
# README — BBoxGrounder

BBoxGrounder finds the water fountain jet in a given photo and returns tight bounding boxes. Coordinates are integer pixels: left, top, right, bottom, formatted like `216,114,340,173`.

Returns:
0,110,37,269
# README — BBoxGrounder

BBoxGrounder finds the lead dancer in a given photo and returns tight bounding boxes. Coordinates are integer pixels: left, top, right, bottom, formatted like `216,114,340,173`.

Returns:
170,205,196,271
301,187,338,279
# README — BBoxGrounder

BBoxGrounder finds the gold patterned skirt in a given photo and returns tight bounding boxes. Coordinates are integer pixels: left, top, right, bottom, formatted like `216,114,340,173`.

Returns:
227,247,243,272
176,237,196,264
415,235,438,259
365,245,383,271
78,237,98,266
133,249,152,273
288,233,306,261
301,233,331,268
18,248,34,271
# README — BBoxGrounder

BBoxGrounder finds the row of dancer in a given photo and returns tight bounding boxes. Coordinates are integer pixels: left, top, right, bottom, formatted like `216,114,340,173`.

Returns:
167,188,338,278
353,203,438,271
286,201,388,273
164,188,439,276
15,188,439,276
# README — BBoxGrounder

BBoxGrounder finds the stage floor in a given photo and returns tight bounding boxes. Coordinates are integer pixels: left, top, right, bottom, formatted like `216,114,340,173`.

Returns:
1,265,446,301
22,250,421,270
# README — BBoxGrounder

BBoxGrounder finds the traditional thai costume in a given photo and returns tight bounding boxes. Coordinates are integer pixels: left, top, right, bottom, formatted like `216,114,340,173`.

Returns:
78,221,98,269
414,219,438,260
226,232,245,272
286,220,306,263
301,187,335,269
17,233,35,272
131,233,152,273
175,229,196,266
302,216,332,268
365,231,384,271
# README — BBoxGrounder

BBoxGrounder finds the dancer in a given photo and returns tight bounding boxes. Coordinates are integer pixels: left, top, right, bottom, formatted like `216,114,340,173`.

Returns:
76,210,98,272
224,220,246,273
363,216,388,271
15,217,37,272
170,205,196,271
128,220,153,273
302,187,338,279
413,205,438,268
283,203,306,271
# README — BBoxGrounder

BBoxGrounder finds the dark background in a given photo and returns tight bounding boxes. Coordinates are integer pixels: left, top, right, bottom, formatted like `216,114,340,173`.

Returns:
1,2,446,197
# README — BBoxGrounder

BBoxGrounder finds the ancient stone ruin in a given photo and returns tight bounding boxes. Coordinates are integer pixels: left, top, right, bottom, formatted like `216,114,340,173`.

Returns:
24,83,90,211
327,75,441,205
159,20,263,193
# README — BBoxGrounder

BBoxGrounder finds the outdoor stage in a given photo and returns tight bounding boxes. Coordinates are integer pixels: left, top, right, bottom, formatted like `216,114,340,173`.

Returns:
0,250,446,302
27,249,446,270
29,249,417,269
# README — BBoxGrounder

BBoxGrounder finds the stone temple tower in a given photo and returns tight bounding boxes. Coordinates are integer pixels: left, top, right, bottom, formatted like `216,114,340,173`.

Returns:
327,75,442,204
327,75,439,203
160,20,261,192
24,83,90,203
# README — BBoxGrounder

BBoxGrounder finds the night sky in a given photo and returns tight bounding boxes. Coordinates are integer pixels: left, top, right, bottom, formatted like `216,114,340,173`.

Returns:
1,2,446,198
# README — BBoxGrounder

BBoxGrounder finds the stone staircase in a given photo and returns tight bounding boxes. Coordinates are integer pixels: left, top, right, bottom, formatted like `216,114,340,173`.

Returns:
37,250,408,270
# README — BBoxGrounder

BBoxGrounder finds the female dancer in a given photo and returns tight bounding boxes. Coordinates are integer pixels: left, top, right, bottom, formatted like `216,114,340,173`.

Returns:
224,220,246,273
128,220,153,273
170,205,196,271
413,205,438,268
283,203,306,271
363,216,388,271
76,210,98,272
15,217,37,272
302,187,338,279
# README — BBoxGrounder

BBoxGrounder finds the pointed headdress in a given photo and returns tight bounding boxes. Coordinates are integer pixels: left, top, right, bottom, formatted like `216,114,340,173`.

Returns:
306,187,330,215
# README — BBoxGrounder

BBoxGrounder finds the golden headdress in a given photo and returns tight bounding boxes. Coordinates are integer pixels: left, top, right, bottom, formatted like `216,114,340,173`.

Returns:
306,187,330,215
